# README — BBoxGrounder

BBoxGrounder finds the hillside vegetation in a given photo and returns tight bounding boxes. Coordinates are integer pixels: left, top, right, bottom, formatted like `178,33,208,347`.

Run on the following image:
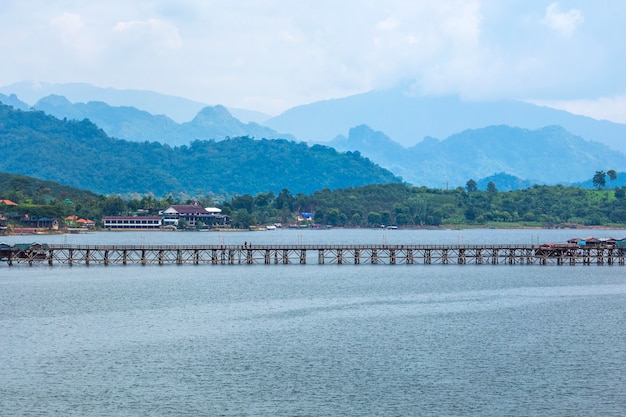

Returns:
330,124,626,188
0,104,401,195
2,173,626,228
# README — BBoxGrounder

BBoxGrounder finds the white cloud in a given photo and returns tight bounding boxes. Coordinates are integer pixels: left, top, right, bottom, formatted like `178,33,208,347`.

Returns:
112,18,182,51
0,0,624,119
542,2,584,37
48,12,102,66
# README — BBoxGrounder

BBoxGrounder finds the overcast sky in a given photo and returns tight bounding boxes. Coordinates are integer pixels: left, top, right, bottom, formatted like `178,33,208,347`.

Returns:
1,1,625,121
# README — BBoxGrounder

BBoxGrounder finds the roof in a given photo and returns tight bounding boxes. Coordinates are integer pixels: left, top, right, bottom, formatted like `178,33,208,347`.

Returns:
0,199,18,206
164,205,211,215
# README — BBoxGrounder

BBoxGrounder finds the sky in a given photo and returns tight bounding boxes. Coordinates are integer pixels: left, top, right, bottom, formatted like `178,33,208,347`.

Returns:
1,0,626,121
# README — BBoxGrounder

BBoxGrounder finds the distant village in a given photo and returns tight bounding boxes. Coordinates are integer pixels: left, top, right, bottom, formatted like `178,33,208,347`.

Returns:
0,200,231,235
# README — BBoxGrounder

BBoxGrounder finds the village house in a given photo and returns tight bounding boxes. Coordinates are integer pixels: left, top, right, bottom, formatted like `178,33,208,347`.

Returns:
102,215,163,230
161,202,230,229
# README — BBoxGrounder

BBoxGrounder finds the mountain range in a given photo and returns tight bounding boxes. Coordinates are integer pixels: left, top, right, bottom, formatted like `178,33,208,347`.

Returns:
0,81,270,123
1,81,626,191
0,103,399,195
31,94,293,146
329,124,626,189
264,85,626,155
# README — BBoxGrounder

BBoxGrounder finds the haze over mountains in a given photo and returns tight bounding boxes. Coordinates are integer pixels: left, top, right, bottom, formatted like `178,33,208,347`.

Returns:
0,81,270,124
330,124,626,189
265,85,626,154
32,94,293,146
1,81,625,191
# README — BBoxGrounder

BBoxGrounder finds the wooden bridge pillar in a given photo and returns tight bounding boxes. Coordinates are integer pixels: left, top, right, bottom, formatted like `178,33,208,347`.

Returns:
458,249,465,265
194,249,199,265
265,249,271,264
48,250,54,266
104,250,109,266
354,249,360,264
390,249,396,265
247,249,253,264
406,249,413,264
337,249,343,264
141,249,147,265
371,249,378,264
282,249,289,264
68,248,73,266
318,249,324,265
425,250,431,265
300,249,306,264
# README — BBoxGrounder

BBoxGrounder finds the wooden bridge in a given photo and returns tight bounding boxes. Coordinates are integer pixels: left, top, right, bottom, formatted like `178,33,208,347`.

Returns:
2,243,626,266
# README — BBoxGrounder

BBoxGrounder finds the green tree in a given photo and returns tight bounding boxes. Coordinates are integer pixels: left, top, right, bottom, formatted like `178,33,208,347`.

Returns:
230,194,254,212
593,171,606,189
466,179,478,192
367,211,382,226
231,209,255,229
274,188,295,211
607,169,617,187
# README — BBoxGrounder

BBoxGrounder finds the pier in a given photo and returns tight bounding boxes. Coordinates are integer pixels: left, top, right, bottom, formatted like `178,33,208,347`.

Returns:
2,243,625,266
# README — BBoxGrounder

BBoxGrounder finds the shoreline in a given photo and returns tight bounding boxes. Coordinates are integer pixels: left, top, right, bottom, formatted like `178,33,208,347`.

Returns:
3,223,626,237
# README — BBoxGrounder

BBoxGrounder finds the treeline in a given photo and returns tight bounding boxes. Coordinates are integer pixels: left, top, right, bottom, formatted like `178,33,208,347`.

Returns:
2,174,626,228
223,183,626,228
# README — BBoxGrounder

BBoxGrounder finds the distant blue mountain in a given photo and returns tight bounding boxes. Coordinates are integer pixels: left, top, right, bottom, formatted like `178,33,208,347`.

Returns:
266,85,626,154
329,124,626,188
476,173,537,191
32,95,292,146
0,81,271,124
0,93,30,111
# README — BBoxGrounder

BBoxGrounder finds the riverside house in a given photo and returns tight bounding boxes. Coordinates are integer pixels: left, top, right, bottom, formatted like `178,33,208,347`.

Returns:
161,202,230,229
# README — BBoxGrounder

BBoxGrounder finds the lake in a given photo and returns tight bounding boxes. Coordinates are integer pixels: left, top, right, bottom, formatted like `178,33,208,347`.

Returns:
1,228,625,416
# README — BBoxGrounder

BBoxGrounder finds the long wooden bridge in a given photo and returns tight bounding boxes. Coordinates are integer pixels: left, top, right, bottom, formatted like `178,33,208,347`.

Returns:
2,243,626,266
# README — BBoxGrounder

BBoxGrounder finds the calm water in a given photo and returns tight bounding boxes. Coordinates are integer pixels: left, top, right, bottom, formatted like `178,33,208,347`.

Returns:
1,229,625,416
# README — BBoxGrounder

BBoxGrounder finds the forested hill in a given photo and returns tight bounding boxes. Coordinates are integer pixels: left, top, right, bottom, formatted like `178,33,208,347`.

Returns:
0,104,401,195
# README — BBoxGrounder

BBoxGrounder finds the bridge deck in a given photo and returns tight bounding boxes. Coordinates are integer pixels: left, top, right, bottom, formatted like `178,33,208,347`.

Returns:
2,243,625,266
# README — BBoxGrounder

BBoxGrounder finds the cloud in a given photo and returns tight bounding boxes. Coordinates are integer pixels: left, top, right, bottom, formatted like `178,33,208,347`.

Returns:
112,18,182,51
542,2,584,37
0,0,624,119
48,12,101,66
